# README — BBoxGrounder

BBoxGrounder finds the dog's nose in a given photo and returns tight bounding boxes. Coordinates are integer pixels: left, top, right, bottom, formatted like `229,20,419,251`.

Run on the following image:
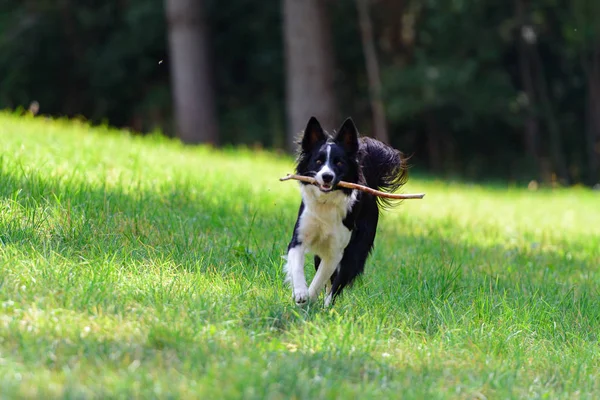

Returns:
322,172,334,183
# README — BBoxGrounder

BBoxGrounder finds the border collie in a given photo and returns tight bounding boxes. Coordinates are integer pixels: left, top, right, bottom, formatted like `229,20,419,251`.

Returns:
284,116,408,306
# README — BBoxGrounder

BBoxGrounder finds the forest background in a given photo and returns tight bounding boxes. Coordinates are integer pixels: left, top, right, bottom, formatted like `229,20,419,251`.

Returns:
1,0,599,186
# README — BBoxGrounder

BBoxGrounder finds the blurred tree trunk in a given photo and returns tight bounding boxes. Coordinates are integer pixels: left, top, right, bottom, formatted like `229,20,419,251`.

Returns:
283,0,337,151
379,0,409,58
425,111,442,172
585,47,600,184
531,46,570,185
58,0,84,117
356,0,389,143
570,0,600,185
166,0,218,144
515,0,542,181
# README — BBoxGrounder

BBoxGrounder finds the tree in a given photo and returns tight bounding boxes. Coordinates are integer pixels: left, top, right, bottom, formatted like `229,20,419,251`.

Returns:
283,0,338,151
356,0,389,143
381,1,517,175
585,47,600,185
566,0,600,184
165,0,218,144
515,0,542,181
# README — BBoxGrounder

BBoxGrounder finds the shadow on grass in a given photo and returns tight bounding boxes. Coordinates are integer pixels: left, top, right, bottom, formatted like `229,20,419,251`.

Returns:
0,162,293,274
1,163,599,343
0,321,476,399
2,299,593,399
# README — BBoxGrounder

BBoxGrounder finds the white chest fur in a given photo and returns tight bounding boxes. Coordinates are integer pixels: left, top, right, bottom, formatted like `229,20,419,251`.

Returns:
297,185,357,259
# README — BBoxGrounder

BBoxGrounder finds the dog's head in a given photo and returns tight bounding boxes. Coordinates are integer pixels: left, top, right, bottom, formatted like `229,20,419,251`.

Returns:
296,117,360,193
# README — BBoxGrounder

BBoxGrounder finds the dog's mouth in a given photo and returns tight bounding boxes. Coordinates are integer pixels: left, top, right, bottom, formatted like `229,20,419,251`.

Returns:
318,183,334,192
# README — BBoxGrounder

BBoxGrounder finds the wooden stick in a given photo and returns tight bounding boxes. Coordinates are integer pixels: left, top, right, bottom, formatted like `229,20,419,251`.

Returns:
279,174,425,200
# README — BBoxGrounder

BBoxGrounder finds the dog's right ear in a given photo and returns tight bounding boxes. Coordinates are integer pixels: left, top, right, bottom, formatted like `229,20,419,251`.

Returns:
301,117,326,152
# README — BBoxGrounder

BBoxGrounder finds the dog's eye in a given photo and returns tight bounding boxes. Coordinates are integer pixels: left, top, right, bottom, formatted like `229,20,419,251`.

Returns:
336,161,344,167
316,159,323,165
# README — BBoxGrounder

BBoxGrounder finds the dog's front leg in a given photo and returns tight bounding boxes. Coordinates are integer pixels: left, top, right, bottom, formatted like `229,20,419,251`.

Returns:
308,256,341,303
285,246,309,305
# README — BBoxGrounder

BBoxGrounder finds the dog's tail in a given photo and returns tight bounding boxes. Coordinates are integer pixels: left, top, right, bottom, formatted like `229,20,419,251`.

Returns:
360,137,409,210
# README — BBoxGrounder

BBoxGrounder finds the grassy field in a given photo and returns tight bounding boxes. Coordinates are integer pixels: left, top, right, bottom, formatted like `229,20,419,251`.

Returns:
1,112,599,399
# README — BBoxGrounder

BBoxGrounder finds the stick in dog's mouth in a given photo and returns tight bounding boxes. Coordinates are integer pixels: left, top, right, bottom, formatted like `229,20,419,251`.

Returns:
279,174,425,200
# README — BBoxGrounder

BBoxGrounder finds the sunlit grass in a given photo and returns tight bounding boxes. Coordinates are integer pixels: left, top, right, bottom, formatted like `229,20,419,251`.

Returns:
1,112,599,399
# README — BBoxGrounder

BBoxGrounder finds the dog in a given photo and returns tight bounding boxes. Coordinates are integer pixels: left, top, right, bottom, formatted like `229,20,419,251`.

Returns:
284,116,408,306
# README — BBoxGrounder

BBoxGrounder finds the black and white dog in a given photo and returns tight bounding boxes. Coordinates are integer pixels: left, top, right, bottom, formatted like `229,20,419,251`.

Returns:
284,116,408,306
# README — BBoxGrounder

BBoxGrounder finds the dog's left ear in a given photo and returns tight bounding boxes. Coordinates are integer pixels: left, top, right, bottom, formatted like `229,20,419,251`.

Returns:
335,118,359,154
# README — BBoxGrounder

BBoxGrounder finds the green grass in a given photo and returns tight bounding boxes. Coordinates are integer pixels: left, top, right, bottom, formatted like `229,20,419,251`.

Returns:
1,112,599,399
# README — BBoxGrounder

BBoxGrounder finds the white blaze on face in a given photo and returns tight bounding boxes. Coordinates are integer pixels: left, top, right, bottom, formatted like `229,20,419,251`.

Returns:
315,144,335,189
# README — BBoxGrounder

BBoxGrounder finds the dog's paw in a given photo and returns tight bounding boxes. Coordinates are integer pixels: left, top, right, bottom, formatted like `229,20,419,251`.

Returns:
324,293,333,307
293,288,309,306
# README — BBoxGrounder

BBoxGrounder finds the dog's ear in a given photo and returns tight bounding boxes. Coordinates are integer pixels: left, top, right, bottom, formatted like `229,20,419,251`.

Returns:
301,117,326,152
335,118,359,154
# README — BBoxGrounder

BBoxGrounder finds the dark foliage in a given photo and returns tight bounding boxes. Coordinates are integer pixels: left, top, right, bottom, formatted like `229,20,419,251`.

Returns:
0,0,598,184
